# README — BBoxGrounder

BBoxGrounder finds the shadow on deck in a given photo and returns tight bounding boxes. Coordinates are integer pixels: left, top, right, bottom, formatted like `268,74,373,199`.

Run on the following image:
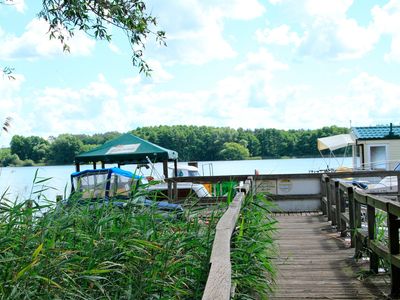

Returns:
270,213,390,300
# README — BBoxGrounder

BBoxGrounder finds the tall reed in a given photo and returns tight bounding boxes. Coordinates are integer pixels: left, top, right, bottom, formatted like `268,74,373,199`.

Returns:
0,174,225,299
231,193,277,299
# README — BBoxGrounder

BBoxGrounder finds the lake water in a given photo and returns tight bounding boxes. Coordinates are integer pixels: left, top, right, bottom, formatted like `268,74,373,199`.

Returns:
0,157,353,200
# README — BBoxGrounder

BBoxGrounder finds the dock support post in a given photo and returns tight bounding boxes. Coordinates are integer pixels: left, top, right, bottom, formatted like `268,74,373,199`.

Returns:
333,180,339,226
326,176,332,222
387,203,400,298
367,199,379,273
338,187,347,237
347,186,355,248
354,195,363,258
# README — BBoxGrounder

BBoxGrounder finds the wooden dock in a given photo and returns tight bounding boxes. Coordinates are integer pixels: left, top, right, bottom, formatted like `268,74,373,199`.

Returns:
271,213,390,299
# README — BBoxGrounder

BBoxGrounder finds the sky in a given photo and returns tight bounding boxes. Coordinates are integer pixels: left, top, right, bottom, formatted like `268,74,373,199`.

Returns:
1,0,400,146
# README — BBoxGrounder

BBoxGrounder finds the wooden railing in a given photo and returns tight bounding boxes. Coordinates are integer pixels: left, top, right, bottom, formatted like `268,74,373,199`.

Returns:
202,178,253,300
321,173,400,298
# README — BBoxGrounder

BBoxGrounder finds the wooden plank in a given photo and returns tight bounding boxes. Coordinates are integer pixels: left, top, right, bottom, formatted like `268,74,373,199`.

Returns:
202,262,231,300
388,201,400,217
354,191,367,204
369,240,390,261
202,190,246,299
340,212,350,224
266,194,322,200
271,214,389,300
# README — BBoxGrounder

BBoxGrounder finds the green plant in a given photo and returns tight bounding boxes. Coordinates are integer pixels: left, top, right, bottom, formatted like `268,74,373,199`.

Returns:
0,172,227,299
231,193,277,299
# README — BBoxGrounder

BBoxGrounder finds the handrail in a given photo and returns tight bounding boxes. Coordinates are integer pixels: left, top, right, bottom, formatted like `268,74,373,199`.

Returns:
321,174,400,298
202,177,253,300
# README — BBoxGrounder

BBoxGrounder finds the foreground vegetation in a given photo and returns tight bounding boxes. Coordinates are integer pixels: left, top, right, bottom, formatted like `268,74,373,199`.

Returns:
1,125,348,166
232,194,277,299
0,175,277,299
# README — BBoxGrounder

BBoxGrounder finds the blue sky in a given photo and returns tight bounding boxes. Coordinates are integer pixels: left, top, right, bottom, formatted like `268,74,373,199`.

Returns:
1,0,400,146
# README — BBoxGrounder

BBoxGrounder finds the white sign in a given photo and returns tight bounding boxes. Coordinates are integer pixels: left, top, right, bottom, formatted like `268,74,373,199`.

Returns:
278,179,292,193
106,144,140,154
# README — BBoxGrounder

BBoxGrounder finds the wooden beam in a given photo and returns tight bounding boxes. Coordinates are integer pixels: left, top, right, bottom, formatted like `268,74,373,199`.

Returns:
163,160,168,179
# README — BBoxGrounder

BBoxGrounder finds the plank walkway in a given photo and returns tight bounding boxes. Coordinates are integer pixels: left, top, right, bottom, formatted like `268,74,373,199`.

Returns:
270,213,391,299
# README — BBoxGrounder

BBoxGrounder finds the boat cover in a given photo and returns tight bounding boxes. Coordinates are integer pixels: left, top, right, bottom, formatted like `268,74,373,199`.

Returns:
75,133,178,164
317,134,355,151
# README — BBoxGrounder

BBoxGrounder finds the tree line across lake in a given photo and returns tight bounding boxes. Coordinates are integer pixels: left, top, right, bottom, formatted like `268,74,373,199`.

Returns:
0,125,348,166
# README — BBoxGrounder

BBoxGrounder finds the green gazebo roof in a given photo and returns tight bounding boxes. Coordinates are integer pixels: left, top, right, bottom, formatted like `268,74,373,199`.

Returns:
75,133,178,164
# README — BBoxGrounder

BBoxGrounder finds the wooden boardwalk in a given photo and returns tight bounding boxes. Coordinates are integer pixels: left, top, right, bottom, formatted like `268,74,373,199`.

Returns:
271,213,390,299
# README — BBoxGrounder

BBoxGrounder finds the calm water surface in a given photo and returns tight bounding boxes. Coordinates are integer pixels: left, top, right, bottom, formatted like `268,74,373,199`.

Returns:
0,157,353,200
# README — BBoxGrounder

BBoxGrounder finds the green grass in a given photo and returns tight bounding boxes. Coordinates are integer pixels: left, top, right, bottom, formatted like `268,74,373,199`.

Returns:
231,193,277,299
0,173,277,299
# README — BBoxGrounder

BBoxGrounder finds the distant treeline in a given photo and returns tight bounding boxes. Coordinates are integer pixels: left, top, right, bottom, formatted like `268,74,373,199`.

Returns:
0,125,348,166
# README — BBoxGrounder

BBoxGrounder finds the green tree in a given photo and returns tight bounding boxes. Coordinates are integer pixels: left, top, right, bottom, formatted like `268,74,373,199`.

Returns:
218,142,250,160
0,148,20,167
47,134,84,165
2,0,165,75
10,135,49,162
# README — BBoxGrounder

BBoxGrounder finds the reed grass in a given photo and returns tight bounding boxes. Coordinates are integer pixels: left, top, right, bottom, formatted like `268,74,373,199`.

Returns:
0,172,278,299
0,173,225,299
231,193,277,299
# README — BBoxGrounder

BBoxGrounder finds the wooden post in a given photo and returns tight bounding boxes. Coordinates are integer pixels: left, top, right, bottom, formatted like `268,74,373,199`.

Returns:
92,161,97,169
367,199,379,273
163,160,168,179
339,187,347,237
347,186,355,248
75,162,80,172
387,202,400,298
397,174,400,202
325,176,331,220
333,180,340,227
320,176,327,215
354,193,363,258
174,159,178,177
101,161,105,169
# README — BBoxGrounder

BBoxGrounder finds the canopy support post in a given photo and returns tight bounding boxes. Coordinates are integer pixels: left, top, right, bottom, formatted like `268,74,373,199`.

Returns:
75,162,80,172
163,160,168,179
173,159,178,177
93,162,97,169
101,161,105,169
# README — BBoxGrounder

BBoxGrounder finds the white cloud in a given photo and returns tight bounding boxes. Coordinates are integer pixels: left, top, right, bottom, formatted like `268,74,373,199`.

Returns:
4,0,26,13
147,0,266,65
371,1,400,62
256,25,301,46
0,18,95,60
108,43,122,55
304,0,353,18
213,0,266,20
299,17,379,60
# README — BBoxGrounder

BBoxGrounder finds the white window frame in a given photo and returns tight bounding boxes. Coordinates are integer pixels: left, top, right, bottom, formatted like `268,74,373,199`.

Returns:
367,143,389,170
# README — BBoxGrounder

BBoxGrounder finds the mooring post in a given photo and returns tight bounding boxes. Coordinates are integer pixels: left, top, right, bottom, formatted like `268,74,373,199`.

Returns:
367,196,378,273
339,186,347,237
387,202,400,298
347,186,355,248
354,192,363,258
325,176,331,220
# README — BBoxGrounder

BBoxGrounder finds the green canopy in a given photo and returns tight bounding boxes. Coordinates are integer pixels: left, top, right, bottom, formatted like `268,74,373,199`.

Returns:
75,133,178,164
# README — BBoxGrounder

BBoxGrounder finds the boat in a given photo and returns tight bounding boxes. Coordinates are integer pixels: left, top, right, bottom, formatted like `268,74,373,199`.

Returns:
365,162,400,193
64,167,184,214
